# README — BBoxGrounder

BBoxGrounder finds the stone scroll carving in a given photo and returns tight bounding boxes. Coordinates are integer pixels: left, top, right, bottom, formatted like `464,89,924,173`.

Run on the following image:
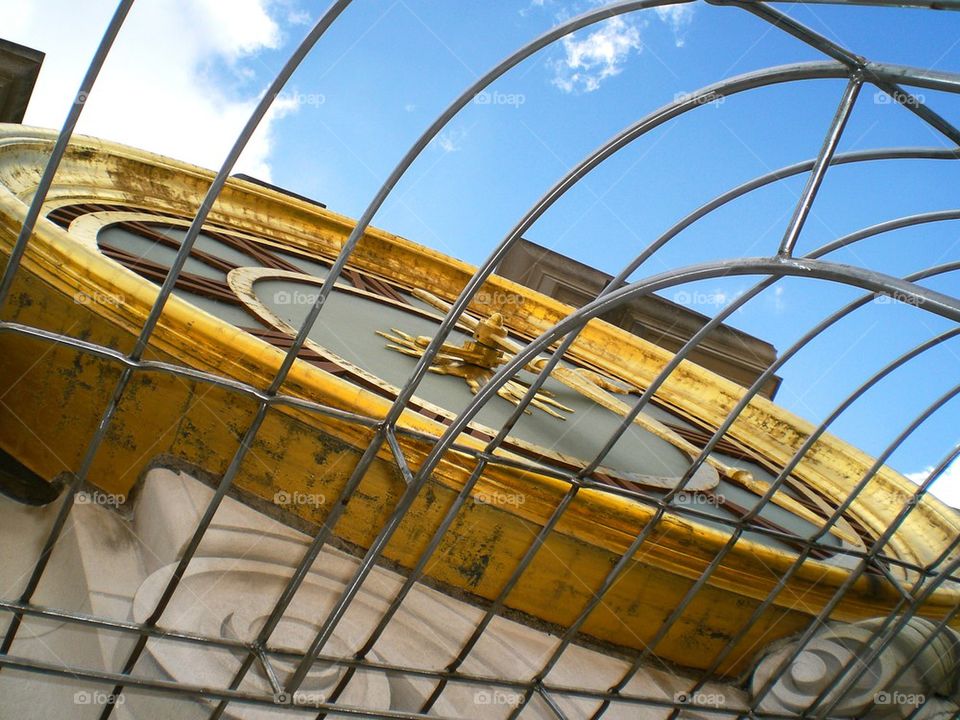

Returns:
751,617,960,718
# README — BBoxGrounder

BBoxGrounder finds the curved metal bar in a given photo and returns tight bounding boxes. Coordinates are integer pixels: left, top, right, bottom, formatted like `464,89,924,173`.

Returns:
762,0,960,10
351,201,960,714
609,147,960,290
746,382,960,715
724,0,960,146
0,655,463,720
0,0,140,658
807,449,960,717
0,1,359,714
285,255,960,701
272,60,881,699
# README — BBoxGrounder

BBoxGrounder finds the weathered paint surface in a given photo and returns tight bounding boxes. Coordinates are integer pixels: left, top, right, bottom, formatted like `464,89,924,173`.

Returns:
1,126,958,676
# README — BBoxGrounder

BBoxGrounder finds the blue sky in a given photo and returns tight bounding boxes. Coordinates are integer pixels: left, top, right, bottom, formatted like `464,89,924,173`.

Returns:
10,0,960,504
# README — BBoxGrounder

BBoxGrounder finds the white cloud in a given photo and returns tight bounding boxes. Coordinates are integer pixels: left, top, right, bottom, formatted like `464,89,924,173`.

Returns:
655,4,695,48
519,0,550,17
907,458,960,509
10,0,301,181
544,2,697,93
550,16,644,93
772,285,786,313
285,7,313,26
435,127,467,153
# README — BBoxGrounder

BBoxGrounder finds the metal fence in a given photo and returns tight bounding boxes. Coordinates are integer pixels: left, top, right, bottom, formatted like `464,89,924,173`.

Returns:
1,0,959,718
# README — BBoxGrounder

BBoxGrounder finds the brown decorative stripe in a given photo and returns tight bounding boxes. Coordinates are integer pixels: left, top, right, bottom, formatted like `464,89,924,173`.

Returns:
49,203,419,308
204,228,305,274
121,221,239,274
99,243,242,305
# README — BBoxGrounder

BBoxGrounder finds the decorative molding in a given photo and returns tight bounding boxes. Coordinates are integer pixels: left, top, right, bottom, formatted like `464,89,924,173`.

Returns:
751,617,960,717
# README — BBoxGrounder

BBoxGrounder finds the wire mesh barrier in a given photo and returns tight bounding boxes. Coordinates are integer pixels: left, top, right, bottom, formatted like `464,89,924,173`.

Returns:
0,1,959,719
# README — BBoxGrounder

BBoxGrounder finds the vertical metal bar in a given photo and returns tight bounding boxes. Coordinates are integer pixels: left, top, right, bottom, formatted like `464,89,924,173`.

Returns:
778,75,862,257
270,61,865,706
385,427,415,485
0,0,136,656
16,3,360,716
0,0,135,309
256,647,283,698
537,684,570,720
205,4,706,712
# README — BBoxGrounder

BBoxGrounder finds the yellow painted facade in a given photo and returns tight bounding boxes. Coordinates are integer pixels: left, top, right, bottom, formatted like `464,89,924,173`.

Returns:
1,126,958,676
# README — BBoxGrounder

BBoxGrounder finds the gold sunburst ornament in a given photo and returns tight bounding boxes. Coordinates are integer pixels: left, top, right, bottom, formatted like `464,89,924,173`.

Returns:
5,128,959,677
379,289,862,545
377,295,576,419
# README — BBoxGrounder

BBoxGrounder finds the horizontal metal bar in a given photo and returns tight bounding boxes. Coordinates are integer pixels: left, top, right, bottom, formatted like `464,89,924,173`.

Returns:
0,654,461,720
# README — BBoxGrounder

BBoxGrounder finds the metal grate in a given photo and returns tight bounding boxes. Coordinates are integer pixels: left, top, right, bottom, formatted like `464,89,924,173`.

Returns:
1,1,960,718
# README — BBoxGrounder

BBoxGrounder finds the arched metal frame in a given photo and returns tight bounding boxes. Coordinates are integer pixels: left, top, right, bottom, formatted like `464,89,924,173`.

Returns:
0,1,958,719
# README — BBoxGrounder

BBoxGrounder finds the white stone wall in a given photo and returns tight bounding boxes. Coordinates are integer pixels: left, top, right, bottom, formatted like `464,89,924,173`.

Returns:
0,468,738,719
